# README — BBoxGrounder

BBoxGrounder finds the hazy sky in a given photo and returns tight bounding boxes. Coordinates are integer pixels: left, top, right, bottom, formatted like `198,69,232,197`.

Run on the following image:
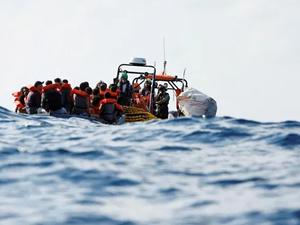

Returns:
0,0,299,122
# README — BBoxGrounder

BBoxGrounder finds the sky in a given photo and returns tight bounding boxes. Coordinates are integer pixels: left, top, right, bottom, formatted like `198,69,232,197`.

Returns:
0,0,299,122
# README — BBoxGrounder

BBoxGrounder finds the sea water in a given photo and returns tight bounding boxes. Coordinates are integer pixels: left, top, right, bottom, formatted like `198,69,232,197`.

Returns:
0,106,300,225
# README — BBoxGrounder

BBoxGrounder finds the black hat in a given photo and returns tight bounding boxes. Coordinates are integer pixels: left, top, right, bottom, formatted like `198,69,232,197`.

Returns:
34,81,44,87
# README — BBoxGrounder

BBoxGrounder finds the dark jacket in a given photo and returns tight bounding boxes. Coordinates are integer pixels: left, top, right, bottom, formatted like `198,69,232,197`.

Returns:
26,91,41,114
72,95,87,115
156,92,170,119
117,81,132,106
41,89,63,112
61,87,72,112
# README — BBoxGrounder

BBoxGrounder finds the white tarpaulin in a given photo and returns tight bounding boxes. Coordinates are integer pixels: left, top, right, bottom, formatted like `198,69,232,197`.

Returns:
177,88,217,117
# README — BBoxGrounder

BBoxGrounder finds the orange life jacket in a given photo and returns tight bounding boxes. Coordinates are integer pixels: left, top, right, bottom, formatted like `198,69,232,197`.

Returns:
59,83,72,92
12,91,22,98
27,85,39,92
90,105,100,114
109,92,118,99
99,98,123,112
71,89,89,98
42,83,59,92
14,97,25,108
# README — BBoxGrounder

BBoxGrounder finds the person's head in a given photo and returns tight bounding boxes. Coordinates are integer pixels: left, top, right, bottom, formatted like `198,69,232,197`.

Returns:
34,81,44,92
120,73,128,84
109,84,117,93
54,78,62,87
74,86,80,90
158,84,167,93
79,82,89,91
20,86,29,96
92,96,100,107
83,81,89,87
45,80,52,86
97,80,104,86
92,88,99,96
104,92,111,99
100,83,107,92
62,79,68,84
144,79,152,89
85,87,93,95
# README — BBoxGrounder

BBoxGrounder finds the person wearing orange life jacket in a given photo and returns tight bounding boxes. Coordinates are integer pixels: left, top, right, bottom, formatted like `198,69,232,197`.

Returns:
54,78,63,89
99,92,123,124
60,79,73,113
109,84,118,99
99,82,110,100
91,88,101,115
13,86,29,113
71,82,91,116
26,81,43,114
41,80,67,114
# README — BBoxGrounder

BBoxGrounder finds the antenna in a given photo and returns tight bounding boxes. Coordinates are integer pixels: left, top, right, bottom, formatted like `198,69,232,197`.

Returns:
163,37,167,75
183,68,186,79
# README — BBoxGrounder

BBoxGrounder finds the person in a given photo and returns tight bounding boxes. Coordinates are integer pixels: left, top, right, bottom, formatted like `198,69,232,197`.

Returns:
95,80,104,90
109,84,118,99
41,80,67,114
117,72,133,106
155,84,170,119
91,88,101,114
26,81,43,114
13,86,29,113
71,82,91,116
99,92,123,124
60,79,73,113
99,83,109,100
54,78,63,89
139,79,152,96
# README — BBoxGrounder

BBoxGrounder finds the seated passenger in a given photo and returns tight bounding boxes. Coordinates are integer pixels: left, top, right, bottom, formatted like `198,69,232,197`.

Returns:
71,82,91,116
54,78,63,89
60,79,73,113
91,88,101,114
117,73,133,106
99,92,123,124
26,81,43,114
14,86,29,113
99,82,109,100
155,84,170,119
42,80,67,114
109,84,118,99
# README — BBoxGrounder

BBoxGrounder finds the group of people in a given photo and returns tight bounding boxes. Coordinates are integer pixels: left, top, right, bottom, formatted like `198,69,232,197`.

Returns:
13,73,171,123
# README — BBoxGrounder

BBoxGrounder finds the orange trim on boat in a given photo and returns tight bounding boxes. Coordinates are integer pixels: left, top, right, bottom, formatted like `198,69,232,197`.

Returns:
145,75,175,81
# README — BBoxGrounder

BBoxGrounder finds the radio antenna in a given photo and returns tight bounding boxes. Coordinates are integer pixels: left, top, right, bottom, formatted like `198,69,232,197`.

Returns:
183,68,186,79
162,37,167,75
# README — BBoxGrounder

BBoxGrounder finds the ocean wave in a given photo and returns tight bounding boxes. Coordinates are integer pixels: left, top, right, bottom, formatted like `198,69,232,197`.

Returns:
0,106,300,225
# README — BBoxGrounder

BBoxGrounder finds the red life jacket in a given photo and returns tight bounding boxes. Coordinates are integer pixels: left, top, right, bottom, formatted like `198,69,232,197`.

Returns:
27,85,39,92
14,97,24,108
12,91,22,98
71,89,89,98
59,83,72,92
99,98,123,112
110,92,118,99
42,83,59,92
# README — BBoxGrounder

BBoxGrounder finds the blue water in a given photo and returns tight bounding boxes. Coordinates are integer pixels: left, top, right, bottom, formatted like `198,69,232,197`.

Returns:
0,106,300,225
